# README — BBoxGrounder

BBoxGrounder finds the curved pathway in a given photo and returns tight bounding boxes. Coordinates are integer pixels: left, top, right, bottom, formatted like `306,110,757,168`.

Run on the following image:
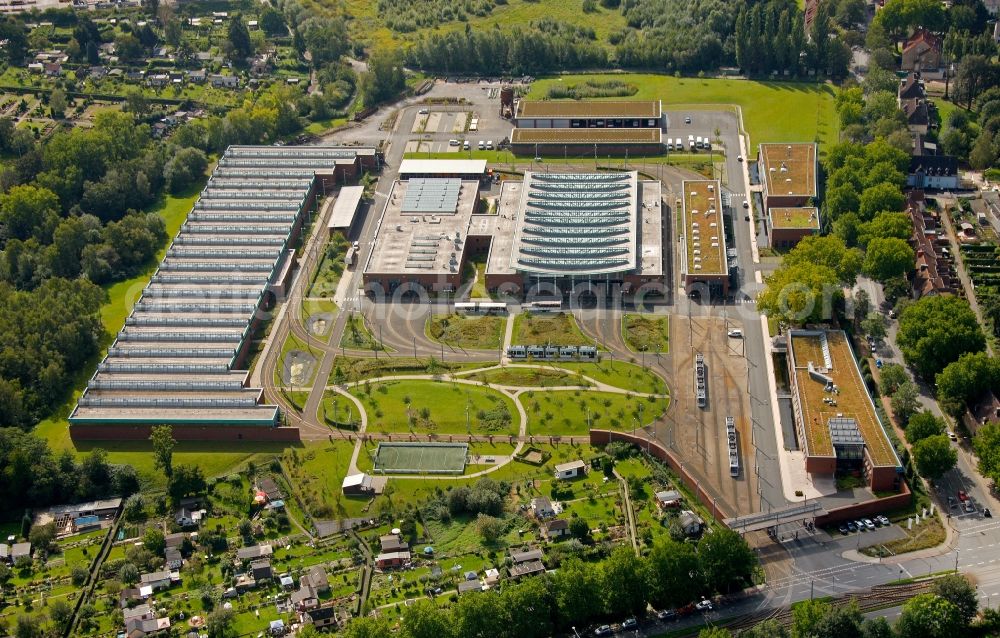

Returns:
315,361,670,481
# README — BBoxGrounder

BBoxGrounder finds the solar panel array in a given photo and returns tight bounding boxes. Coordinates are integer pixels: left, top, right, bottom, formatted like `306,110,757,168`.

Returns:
515,172,637,275
400,178,462,214
70,145,373,428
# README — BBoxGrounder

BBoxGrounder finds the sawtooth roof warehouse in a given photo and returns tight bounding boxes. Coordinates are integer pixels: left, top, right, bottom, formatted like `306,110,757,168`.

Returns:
362,166,666,300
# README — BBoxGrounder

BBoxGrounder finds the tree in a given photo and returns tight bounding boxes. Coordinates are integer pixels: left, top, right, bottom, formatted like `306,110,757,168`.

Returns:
975,421,1000,485
738,619,789,638
853,289,871,325
124,89,150,118
792,598,830,638
936,352,1000,417
48,88,67,120
896,593,963,638
890,381,921,425
169,464,206,501
0,184,60,242
150,425,175,478
758,261,841,326
551,558,602,627
340,616,393,638
897,296,986,379
859,182,905,220
860,616,893,638
863,237,915,282
360,48,406,108
861,312,887,340
206,607,238,638
48,599,73,632
932,574,978,626
28,523,54,553
451,589,507,638
143,526,165,555
226,15,254,61
118,562,139,585
698,528,756,594
474,513,504,544
258,7,287,37
906,410,945,443
601,546,648,616
164,147,208,194
401,600,453,638
913,434,958,480
783,235,864,284
814,601,863,638
123,493,145,522
858,212,912,248
647,537,703,609
568,516,590,541
14,615,42,638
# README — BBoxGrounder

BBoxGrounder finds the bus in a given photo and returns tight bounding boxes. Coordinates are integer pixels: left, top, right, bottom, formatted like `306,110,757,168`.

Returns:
526,300,562,312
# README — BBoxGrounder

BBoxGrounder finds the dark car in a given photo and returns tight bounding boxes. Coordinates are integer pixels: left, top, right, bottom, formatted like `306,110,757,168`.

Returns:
838,525,849,535
985,508,993,518
847,521,857,532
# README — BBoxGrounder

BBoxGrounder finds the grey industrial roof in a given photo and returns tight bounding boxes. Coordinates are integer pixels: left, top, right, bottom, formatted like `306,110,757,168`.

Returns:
401,178,462,214
70,145,375,428
328,185,365,229
509,172,639,276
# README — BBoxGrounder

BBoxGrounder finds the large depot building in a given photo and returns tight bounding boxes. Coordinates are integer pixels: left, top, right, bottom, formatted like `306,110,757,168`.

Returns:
362,165,666,299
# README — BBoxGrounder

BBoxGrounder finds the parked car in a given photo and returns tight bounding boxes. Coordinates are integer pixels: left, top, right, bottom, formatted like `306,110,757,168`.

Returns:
888,309,897,319
737,155,743,162
984,508,992,518
684,116,692,124
418,108,429,114
875,359,883,369
964,501,976,513
463,140,470,150
948,431,958,442
622,618,638,629
478,141,485,150
863,519,876,531
958,490,968,502
695,599,713,612
486,140,495,150
657,609,678,621
742,200,750,209
449,139,459,146
838,524,849,535
877,515,890,527
855,519,867,531
847,521,858,532
594,626,612,637
728,329,743,338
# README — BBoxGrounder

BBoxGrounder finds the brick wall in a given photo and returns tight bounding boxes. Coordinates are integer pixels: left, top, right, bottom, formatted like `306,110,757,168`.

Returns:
70,424,300,442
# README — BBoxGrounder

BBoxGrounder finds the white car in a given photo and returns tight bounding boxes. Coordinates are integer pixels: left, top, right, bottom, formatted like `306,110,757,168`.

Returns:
463,140,470,150
418,108,429,114
695,599,713,611
486,140,494,150
478,141,485,150
737,155,743,162
449,139,459,147
728,329,743,338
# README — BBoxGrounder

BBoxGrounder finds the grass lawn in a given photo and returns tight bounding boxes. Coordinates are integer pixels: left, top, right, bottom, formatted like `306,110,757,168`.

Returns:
933,97,963,127
513,312,594,347
426,314,505,350
344,0,627,52
341,312,392,351
318,391,362,428
351,380,518,436
330,356,491,383
527,74,839,151
283,441,368,519
523,389,668,435
467,366,586,388
622,314,670,354
355,440,517,475
550,360,668,395
307,233,350,298
860,514,946,557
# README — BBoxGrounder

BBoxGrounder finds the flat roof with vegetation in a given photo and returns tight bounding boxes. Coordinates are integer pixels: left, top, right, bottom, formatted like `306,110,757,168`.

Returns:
681,180,727,276
511,128,661,145
516,100,661,119
789,330,899,468
759,143,817,199
770,207,820,229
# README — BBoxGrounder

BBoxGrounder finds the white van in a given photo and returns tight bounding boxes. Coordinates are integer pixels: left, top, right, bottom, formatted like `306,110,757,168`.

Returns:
667,140,674,151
